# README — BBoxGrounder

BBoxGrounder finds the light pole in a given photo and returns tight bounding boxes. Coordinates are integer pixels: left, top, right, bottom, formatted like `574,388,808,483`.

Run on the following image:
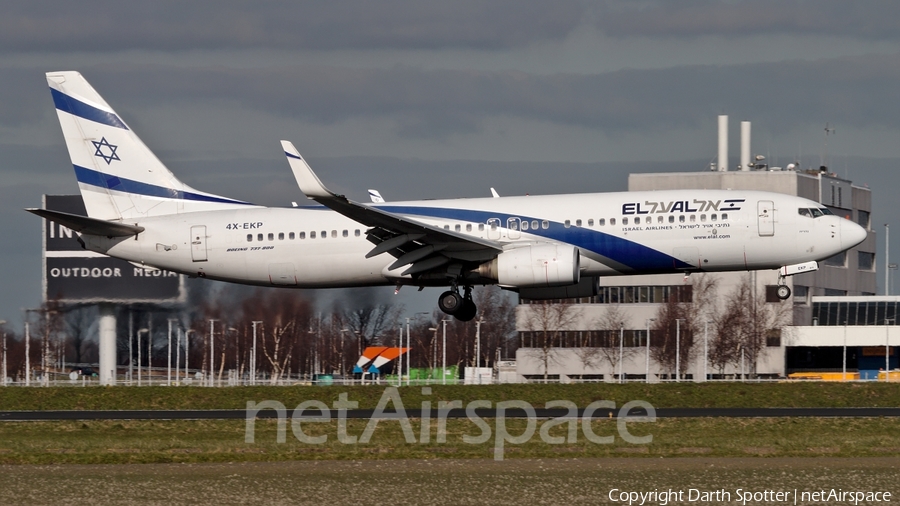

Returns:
675,319,685,382
208,319,218,387
136,328,149,386
226,328,239,385
167,319,178,386
703,320,709,382
618,324,624,384
442,318,450,385
0,320,7,386
175,327,182,386
184,329,195,382
842,320,848,381
251,321,262,386
886,319,894,381
475,318,483,384
886,224,890,296
24,322,30,386
645,318,655,384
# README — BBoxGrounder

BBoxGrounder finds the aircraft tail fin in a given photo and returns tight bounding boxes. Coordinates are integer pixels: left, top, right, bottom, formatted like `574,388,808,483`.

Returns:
46,71,251,220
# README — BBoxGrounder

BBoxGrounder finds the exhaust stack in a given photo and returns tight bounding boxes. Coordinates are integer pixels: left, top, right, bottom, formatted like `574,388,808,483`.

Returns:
717,115,728,171
740,121,751,171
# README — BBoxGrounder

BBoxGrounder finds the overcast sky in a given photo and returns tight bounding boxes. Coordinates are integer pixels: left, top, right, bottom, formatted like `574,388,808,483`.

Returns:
3,0,900,326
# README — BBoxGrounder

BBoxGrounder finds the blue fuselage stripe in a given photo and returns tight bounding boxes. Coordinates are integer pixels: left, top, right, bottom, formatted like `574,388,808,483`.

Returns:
50,88,129,130
377,205,690,272
73,165,252,205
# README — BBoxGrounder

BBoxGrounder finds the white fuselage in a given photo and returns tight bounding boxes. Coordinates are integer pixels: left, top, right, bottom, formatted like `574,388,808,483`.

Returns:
80,189,863,288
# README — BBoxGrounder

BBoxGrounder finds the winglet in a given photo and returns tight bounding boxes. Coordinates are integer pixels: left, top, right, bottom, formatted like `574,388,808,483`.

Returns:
280,140,339,199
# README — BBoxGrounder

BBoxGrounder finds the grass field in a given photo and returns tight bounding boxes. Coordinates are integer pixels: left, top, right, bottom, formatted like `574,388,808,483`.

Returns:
2,458,898,505
1,417,899,465
2,382,900,411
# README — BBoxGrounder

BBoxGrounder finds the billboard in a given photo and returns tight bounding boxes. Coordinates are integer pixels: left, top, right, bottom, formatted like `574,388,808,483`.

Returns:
42,195,185,304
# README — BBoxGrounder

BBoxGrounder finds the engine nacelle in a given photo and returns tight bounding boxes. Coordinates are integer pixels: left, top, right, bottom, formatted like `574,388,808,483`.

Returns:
478,244,580,287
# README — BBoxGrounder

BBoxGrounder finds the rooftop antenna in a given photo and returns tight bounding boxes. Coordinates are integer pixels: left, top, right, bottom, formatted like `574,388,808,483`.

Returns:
821,122,836,171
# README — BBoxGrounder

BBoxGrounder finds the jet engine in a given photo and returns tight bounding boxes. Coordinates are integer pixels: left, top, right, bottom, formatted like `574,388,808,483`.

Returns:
477,244,580,287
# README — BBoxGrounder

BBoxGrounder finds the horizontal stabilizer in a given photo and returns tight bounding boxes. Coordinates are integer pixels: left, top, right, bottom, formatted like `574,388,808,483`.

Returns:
25,208,144,237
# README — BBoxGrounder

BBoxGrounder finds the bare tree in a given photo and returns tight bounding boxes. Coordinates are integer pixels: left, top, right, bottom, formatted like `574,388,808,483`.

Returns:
473,286,517,367
716,274,792,377
522,300,579,381
586,304,638,379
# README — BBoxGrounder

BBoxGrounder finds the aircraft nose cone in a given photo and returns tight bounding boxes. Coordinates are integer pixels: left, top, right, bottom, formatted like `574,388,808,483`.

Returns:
841,219,867,250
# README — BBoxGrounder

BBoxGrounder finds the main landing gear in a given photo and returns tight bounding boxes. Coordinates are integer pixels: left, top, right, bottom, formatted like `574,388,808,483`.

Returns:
438,286,477,321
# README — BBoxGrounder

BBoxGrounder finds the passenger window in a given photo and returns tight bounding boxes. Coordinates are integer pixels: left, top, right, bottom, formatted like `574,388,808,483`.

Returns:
289,232,295,240
531,220,539,229
247,234,253,242
310,231,316,239
268,233,274,241
798,208,811,218
278,232,284,240
466,224,472,232
634,217,640,224
299,232,306,239
564,220,571,228
455,224,461,232
575,219,582,227
444,225,450,230
658,216,663,224
623,217,629,225
342,230,348,237
331,230,336,238
479,223,485,231
700,214,706,222
722,213,728,220
257,233,263,241
588,219,594,227
610,218,616,225
355,230,361,237
689,215,696,223
711,214,717,222
321,230,326,238
541,220,549,229
521,221,529,231
679,215,685,223
599,218,605,226
668,216,674,223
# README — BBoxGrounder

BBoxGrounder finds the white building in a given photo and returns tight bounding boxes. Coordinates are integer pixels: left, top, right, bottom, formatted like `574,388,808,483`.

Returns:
515,168,878,382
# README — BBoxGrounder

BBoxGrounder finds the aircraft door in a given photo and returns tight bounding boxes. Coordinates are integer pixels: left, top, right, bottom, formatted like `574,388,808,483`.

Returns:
487,218,501,240
507,217,521,239
758,201,774,236
190,225,208,262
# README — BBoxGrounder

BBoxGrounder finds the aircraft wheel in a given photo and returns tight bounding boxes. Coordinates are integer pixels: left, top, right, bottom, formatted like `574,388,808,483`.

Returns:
438,291,463,315
455,299,477,322
776,285,791,300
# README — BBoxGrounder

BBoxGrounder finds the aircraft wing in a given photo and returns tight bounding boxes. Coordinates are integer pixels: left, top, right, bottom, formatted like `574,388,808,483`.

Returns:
281,141,502,276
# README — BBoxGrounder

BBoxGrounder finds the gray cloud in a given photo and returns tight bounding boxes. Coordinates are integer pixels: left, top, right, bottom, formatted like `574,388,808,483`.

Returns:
30,53,900,140
594,0,900,41
1,1,582,53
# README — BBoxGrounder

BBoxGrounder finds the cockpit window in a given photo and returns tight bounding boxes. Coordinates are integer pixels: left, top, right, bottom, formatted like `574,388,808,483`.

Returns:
819,207,833,215
810,208,824,218
798,208,811,218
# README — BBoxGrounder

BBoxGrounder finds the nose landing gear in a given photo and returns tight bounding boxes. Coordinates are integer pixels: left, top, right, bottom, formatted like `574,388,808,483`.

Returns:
438,286,477,321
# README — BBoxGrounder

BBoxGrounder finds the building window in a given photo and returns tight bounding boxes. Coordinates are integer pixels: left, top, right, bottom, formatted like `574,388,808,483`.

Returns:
858,210,870,229
766,330,781,347
823,251,847,268
793,285,809,305
765,285,781,303
858,252,875,271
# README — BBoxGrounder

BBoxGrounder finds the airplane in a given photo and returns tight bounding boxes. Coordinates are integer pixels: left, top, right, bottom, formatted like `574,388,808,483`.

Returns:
29,71,868,321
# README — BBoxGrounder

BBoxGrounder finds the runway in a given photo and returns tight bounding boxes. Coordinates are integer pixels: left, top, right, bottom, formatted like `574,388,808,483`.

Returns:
2,406,899,421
